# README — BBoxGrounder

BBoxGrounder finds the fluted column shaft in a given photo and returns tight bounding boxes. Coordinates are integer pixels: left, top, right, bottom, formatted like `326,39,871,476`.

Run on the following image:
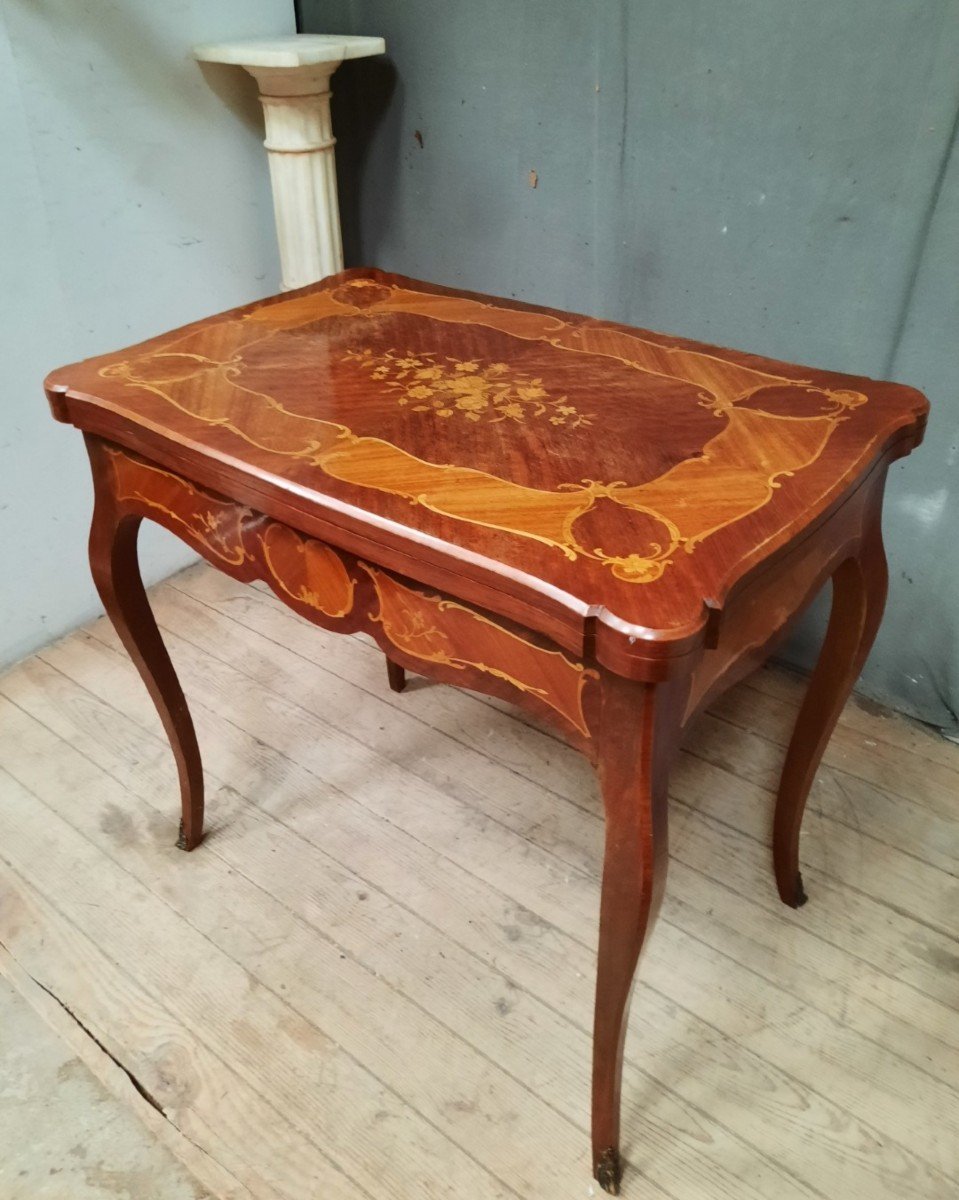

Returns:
250,64,343,289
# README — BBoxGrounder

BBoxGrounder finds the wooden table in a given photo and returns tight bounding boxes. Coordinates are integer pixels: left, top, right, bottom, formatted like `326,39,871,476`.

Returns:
45,269,927,1194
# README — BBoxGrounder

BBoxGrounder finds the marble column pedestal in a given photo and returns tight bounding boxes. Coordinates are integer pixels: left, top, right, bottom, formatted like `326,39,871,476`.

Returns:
194,34,385,290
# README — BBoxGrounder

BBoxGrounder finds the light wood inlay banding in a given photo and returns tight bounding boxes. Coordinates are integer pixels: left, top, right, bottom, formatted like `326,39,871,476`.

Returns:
258,523,354,619
364,565,597,738
90,277,868,586
108,447,250,568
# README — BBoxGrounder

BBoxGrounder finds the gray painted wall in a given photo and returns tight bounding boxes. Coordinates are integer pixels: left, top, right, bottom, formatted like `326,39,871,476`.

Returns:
306,0,959,730
0,0,292,671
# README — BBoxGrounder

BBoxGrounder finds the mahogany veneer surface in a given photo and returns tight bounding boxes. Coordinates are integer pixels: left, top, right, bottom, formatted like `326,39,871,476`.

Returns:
43,269,928,1195
45,269,927,676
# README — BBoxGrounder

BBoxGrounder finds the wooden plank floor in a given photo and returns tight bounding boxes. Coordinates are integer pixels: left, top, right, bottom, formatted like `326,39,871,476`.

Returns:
0,972,211,1200
1,560,957,1200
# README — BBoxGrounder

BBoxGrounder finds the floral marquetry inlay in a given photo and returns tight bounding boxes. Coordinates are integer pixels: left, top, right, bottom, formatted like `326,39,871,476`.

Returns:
73,274,880,589
343,347,594,429
57,263,927,1200
364,565,597,737
47,267,925,639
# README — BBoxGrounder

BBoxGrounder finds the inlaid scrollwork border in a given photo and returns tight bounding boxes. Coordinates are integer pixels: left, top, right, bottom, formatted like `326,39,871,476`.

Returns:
99,442,599,747
95,276,869,585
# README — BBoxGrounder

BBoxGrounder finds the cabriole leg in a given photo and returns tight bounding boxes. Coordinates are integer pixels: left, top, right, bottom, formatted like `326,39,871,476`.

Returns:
591,672,687,1194
773,511,888,907
86,437,204,850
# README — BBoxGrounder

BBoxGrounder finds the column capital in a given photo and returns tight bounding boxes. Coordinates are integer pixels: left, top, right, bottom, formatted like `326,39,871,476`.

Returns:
193,33,385,70
195,34,385,96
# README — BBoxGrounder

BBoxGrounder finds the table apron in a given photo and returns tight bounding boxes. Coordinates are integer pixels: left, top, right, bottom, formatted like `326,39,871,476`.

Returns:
87,436,601,756
685,455,889,724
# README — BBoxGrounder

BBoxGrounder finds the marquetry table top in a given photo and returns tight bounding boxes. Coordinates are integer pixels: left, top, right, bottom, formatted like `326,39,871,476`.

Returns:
45,268,927,673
